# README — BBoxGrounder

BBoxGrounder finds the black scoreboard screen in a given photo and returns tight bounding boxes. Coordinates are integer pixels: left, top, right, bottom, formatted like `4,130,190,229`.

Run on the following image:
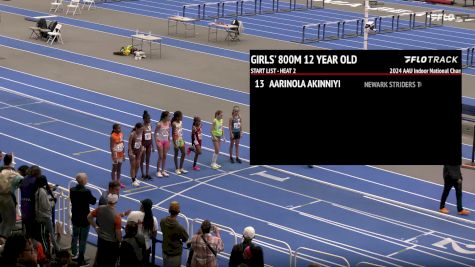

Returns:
250,50,461,165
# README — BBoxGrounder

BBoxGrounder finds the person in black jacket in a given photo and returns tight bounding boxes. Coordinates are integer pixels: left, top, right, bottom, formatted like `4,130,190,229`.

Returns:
439,165,470,215
229,226,264,267
119,221,146,267
69,173,97,265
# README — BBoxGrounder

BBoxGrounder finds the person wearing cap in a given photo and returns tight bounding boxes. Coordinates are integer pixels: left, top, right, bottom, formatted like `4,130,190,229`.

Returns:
70,173,97,266
127,198,158,264
189,220,224,267
229,226,264,267
87,193,131,267
160,201,189,267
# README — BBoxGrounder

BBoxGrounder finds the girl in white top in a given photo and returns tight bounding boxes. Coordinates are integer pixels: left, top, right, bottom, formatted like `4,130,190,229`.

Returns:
127,198,158,264
154,111,171,178
140,111,154,180
128,123,143,187
172,111,188,175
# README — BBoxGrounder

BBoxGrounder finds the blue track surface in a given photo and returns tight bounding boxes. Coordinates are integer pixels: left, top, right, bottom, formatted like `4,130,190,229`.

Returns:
2,68,475,266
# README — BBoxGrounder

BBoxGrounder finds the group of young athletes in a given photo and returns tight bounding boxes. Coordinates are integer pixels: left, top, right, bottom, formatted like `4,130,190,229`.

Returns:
109,106,243,188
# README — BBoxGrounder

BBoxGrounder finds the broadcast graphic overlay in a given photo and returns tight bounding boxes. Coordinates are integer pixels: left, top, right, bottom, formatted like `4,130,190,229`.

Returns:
250,50,461,165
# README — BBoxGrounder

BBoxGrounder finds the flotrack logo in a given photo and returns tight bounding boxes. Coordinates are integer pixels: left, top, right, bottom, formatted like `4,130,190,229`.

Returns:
404,56,459,64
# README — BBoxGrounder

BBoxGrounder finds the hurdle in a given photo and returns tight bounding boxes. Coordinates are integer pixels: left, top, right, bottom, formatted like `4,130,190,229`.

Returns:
341,19,363,38
276,0,292,12
374,15,395,33
307,0,325,9
203,2,221,19
462,47,475,68
182,4,202,20
221,0,239,17
240,0,257,15
426,9,445,27
291,0,307,10
412,11,428,29
296,23,321,43
322,21,341,40
258,0,276,14
395,12,413,31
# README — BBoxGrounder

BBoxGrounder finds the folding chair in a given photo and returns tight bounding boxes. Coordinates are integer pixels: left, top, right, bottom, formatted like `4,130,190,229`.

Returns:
49,0,64,13
46,24,63,45
65,0,81,15
82,0,96,10
226,19,243,41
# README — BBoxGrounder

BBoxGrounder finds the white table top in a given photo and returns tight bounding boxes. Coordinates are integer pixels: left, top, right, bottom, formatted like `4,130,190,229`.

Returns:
209,22,239,29
131,34,162,41
169,16,196,22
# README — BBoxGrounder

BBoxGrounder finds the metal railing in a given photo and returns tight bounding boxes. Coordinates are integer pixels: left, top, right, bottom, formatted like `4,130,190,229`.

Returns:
294,247,350,267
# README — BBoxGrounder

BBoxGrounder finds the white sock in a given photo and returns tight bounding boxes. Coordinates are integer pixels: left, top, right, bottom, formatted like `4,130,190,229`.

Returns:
212,153,218,165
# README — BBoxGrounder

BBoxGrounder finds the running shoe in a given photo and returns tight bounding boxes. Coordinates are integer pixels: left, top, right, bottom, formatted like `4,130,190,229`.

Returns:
157,172,163,178
120,183,126,189
193,166,200,171
439,208,449,214
181,169,188,174
459,209,471,215
230,157,235,163
216,164,222,168
236,158,242,164
162,171,169,177
132,180,140,187
211,164,220,170
175,169,182,175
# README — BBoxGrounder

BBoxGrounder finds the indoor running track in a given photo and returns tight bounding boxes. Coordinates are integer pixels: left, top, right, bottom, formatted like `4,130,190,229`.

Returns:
1,68,475,266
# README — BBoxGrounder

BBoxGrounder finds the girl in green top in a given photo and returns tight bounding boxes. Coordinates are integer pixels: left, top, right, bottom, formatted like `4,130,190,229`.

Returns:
211,110,224,169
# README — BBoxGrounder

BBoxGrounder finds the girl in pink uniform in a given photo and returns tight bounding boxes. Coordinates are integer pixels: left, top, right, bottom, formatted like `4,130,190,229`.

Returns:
154,111,171,178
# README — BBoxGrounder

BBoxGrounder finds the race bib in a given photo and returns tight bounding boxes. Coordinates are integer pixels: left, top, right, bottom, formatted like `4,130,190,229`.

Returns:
233,122,240,129
144,133,152,140
114,143,124,152
134,141,141,149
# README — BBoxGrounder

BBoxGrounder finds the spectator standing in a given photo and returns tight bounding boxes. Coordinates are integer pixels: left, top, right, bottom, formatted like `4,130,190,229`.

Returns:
35,175,59,255
0,154,23,243
160,201,189,267
439,165,471,215
190,220,224,267
98,180,120,206
119,221,146,267
88,193,130,267
127,198,158,264
229,226,264,267
69,173,97,266
21,165,42,238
